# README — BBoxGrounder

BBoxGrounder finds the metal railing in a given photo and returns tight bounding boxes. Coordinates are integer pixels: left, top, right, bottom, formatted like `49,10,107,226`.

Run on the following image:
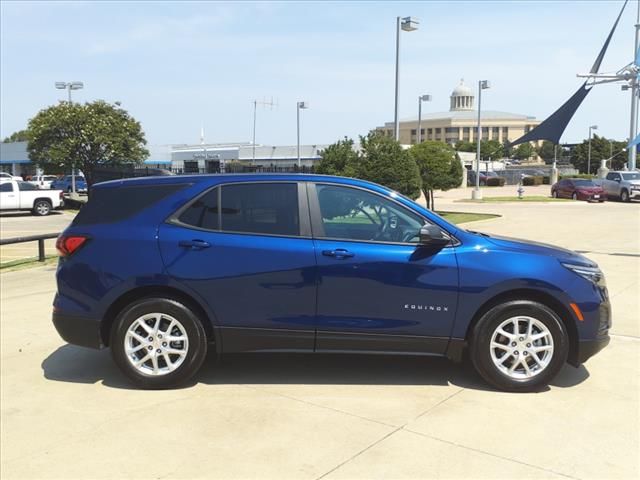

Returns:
0,233,60,262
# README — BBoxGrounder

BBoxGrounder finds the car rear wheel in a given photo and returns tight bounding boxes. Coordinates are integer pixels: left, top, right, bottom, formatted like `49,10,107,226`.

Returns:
620,189,629,202
571,192,578,200
470,300,569,392
552,190,558,198
111,297,208,389
32,199,51,216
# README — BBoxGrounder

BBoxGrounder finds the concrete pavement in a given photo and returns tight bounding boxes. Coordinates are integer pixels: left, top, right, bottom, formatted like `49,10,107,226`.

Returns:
1,190,639,479
0,211,72,263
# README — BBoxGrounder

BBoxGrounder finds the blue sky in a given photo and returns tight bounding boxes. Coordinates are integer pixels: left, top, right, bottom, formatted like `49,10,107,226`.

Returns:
0,0,633,147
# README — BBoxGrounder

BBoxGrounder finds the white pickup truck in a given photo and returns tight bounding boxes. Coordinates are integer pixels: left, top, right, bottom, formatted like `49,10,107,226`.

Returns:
600,171,640,202
0,180,64,216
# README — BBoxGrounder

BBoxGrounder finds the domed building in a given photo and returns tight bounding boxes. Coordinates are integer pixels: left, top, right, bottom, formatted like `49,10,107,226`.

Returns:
376,79,541,148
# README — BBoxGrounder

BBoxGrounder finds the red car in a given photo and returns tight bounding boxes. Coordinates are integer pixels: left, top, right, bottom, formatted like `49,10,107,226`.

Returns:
551,179,606,202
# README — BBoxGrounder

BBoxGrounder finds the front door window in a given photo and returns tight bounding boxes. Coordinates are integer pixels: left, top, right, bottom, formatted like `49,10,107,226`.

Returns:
315,184,424,244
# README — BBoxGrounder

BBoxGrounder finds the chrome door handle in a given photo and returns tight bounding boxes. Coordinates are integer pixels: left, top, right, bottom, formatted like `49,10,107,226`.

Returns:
178,239,211,250
322,249,354,259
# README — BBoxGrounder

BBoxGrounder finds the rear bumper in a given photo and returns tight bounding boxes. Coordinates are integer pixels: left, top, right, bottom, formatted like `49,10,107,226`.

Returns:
52,312,103,349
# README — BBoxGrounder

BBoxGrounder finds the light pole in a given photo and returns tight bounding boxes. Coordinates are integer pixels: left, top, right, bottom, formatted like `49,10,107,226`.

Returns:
416,94,432,144
588,125,598,175
55,81,83,103
393,16,419,141
628,1,639,171
472,80,491,200
296,101,309,169
55,81,84,194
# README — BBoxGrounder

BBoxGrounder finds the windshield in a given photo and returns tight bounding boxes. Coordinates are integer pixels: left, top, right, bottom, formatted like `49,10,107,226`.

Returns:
621,172,640,181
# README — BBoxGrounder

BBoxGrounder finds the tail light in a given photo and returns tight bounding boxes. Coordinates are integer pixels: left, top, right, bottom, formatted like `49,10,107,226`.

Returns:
56,235,88,256
59,191,64,200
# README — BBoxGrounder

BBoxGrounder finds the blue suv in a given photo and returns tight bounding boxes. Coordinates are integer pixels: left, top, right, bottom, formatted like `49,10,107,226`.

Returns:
53,174,610,391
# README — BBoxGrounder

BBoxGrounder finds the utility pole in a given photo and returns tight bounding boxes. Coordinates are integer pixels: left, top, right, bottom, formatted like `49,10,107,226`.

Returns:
252,97,276,163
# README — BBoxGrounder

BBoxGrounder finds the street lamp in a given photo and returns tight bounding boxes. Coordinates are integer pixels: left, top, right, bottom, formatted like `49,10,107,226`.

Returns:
472,80,491,200
55,81,84,195
296,101,309,169
393,16,419,141
55,81,83,103
588,125,598,175
416,94,432,144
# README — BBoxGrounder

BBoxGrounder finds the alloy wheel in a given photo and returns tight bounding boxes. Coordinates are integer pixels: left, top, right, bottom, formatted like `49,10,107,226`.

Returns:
124,313,189,376
36,202,50,215
489,316,554,380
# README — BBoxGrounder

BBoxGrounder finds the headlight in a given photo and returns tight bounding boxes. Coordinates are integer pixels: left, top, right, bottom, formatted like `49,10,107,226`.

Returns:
562,263,604,285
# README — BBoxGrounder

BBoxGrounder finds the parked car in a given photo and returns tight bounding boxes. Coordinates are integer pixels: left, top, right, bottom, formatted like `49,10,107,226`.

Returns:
467,170,498,186
50,175,88,193
551,178,606,202
52,175,611,392
600,171,640,202
0,172,22,182
0,180,64,215
28,175,59,190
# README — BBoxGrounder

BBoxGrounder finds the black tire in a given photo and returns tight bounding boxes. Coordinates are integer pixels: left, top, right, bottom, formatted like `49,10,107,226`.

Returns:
110,297,208,389
620,189,629,203
32,199,51,216
571,192,578,200
552,190,558,198
470,300,569,392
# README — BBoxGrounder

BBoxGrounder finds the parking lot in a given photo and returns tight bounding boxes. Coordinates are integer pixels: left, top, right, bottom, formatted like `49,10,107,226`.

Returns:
1,189,638,479
0,211,72,263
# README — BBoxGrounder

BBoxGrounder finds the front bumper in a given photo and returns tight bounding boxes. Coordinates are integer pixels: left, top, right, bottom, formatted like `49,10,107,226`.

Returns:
572,335,610,365
52,312,103,349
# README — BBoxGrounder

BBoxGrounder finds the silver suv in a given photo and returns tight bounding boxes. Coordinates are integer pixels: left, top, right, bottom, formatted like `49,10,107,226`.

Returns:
601,171,640,202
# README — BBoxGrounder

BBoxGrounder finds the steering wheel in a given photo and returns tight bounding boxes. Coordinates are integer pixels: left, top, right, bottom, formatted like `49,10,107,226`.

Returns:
372,215,388,241
402,229,420,243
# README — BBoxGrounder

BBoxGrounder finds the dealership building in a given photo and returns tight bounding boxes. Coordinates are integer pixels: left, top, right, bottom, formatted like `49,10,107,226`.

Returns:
0,141,328,177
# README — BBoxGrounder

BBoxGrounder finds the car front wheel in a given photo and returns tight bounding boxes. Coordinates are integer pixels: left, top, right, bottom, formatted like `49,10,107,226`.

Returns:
620,189,629,202
470,300,569,392
111,297,208,389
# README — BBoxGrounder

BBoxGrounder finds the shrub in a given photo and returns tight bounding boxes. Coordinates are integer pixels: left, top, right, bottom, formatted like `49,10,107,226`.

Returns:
559,173,593,180
522,175,543,186
486,176,506,186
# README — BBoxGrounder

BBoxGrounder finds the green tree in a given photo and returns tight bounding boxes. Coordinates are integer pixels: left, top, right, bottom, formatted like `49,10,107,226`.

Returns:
454,140,503,160
354,132,421,200
571,135,629,174
536,141,556,164
513,143,535,160
3,130,29,143
454,140,475,152
317,137,357,176
409,141,462,210
27,100,148,191
481,139,503,160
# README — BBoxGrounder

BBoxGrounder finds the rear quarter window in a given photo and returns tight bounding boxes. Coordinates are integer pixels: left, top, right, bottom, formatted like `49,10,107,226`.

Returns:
73,184,188,226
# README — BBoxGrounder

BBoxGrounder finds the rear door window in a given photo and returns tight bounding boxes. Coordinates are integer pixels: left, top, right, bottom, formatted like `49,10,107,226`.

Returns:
177,183,300,236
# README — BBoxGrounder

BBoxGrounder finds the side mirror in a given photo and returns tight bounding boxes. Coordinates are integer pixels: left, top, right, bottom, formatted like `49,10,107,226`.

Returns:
418,225,450,247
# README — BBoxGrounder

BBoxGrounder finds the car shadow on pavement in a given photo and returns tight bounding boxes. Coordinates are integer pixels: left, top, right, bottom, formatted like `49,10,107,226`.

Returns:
0,211,65,218
41,345,590,392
